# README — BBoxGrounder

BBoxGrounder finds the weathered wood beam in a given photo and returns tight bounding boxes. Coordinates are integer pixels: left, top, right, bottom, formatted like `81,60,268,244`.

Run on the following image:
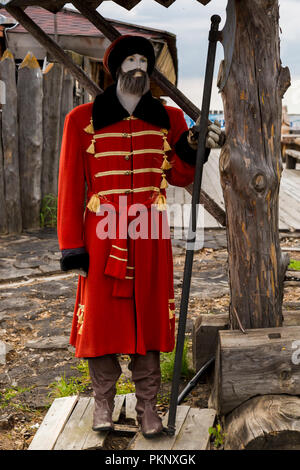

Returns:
5,5,102,98
185,184,226,227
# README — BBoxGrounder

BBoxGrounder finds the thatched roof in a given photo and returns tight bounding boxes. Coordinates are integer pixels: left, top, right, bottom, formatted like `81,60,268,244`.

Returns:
0,0,211,14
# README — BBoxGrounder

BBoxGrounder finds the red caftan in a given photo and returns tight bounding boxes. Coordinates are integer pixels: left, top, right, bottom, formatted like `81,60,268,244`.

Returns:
57,90,196,358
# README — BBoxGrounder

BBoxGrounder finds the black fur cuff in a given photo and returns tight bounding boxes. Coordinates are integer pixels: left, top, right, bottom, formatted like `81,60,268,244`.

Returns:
60,251,89,274
174,131,210,165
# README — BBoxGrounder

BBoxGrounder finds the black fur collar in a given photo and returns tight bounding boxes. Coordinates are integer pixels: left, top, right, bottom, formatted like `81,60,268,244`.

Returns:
92,84,170,131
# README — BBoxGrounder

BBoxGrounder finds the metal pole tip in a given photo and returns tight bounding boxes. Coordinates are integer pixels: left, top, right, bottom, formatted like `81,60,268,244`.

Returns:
211,15,221,24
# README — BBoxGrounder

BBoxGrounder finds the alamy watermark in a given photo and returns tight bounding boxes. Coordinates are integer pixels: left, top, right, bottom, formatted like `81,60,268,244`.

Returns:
94,196,205,250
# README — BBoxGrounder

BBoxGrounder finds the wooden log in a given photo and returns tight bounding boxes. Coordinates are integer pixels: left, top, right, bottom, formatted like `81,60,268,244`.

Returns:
0,50,22,234
209,326,300,415
225,395,300,450
17,52,43,229
218,0,291,329
192,313,229,372
42,62,63,197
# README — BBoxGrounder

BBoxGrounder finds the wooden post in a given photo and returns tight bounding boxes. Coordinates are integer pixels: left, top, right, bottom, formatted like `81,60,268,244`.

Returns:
42,62,63,197
218,0,291,329
59,67,74,156
0,108,7,234
0,50,22,234
18,52,43,230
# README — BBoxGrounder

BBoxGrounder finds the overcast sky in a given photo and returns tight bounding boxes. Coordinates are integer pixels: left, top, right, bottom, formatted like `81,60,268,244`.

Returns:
68,0,300,113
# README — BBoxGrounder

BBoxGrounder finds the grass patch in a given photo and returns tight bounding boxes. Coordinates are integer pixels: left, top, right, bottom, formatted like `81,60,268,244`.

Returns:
160,340,193,383
0,386,34,411
116,374,135,395
48,374,89,398
48,361,91,398
209,423,226,449
40,193,57,228
289,259,300,271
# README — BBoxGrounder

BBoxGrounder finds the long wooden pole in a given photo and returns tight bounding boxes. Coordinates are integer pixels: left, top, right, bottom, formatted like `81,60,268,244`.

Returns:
5,5,102,98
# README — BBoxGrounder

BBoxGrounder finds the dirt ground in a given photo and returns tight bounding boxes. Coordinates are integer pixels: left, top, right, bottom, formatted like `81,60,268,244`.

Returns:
0,228,299,450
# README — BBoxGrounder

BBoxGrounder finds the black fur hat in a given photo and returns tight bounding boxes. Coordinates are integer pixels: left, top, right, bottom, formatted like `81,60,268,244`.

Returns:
103,35,156,81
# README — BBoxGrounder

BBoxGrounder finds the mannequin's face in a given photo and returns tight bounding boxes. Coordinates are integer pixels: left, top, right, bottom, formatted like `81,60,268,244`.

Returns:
121,54,148,76
117,53,149,96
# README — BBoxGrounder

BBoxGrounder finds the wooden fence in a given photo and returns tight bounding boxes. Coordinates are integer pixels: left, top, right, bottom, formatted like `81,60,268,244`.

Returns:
0,49,84,234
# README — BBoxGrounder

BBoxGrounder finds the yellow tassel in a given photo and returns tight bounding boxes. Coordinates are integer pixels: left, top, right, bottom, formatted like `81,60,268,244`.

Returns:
161,156,172,170
87,194,100,213
86,139,96,154
84,120,94,134
160,173,168,189
169,308,175,319
163,137,172,152
154,193,167,211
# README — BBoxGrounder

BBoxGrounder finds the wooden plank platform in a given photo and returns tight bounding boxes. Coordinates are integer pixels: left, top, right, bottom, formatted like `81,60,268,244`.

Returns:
29,394,216,451
128,406,216,451
167,149,300,231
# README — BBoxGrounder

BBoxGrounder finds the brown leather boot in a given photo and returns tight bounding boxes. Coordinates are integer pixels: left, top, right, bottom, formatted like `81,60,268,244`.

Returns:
88,354,122,432
129,351,163,438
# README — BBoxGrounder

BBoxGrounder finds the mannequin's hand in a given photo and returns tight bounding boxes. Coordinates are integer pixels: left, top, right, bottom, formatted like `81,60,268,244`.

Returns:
187,118,225,150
